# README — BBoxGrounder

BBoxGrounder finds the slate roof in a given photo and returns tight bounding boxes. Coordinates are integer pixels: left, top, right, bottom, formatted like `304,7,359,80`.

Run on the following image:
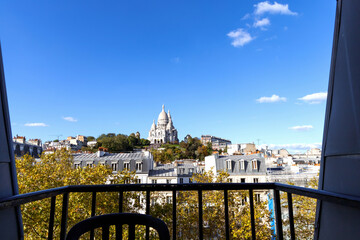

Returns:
216,154,266,175
73,152,145,161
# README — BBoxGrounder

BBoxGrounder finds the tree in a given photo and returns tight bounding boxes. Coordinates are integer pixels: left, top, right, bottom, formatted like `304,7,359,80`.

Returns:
282,178,318,239
87,136,95,141
151,170,274,239
16,149,142,239
97,134,132,152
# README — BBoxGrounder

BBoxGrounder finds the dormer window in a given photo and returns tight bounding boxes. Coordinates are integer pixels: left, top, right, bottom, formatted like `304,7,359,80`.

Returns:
252,160,258,170
136,162,143,172
123,162,130,170
226,160,232,170
240,160,245,170
111,163,118,171
86,163,93,168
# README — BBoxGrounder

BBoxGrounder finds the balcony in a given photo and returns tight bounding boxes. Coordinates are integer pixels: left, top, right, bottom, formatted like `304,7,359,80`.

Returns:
1,182,360,239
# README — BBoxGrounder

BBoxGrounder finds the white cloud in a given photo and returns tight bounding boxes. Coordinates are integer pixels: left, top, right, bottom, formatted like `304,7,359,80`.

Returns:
254,18,270,28
242,13,251,20
63,116,78,122
298,92,327,104
227,28,254,47
256,94,286,103
254,1,297,16
263,143,322,153
289,125,313,131
24,122,48,127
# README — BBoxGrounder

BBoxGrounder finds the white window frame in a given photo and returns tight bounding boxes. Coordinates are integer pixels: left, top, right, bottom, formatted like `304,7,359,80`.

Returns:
252,159,258,170
255,193,261,203
111,163,118,171
253,178,259,183
240,160,245,170
74,163,80,168
226,160,232,170
123,162,130,170
86,162,94,168
136,162,143,172
152,179,157,184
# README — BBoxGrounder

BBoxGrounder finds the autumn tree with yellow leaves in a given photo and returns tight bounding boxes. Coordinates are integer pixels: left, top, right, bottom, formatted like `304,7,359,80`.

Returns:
16,149,142,239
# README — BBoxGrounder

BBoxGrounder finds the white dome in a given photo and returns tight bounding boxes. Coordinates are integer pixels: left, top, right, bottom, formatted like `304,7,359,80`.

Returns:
157,105,169,125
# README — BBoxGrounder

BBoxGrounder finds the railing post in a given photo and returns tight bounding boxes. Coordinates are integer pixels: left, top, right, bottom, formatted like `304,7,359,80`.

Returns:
60,192,69,240
119,191,123,213
249,189,256,240
47,196,56,240
224,190,230,240
146,190,150,240
287,193,295,240
172,190,177,240
90,192,96,240
116,191,123,240
274,190,283,240
198,190,203,240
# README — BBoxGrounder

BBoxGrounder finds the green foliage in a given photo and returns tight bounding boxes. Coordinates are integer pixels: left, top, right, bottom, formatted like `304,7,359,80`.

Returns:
86,136,95,141
96,133,150,152
151,136,213,163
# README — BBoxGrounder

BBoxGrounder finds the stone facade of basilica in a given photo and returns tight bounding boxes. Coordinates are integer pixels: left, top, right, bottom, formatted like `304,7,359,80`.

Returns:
148,105,179,144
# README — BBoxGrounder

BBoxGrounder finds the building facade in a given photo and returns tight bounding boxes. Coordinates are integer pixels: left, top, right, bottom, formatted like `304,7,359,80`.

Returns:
201,135,232,151
148,105,179,144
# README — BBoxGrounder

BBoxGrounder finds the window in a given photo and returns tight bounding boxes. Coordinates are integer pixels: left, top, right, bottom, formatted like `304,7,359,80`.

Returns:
241,197,247,205
180,178,183,184
228,178,232,183
166,196,172,204
255,194,261,203
179,168,185,174
241,178,246,183
252,160,258,170
86,163,93,168
124,179,130,184
111,163,118,171
253,178,259,183
166,179,171,184
240,160,245,170
123,162,130,170
226,160,232,170
189,168,194,174
136,162,142,172
136,179,141,184
74,163,80,168
152,179,157,184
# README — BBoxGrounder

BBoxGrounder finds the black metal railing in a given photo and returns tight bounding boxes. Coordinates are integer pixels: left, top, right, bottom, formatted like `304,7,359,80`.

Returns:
1,183,360,240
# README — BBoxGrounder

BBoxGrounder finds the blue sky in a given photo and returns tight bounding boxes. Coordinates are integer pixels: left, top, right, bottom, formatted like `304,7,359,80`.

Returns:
0,1,336,152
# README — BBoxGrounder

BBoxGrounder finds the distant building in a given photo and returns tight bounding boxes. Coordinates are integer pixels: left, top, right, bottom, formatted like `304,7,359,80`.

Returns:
227,143,257,155
13,135,26,144
271,149,290,158
12,135,42,157
148,105,179,144
205,153,266,183
76,135,88,145
73,150,154,184
205,153,268,201
201,135,231,151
